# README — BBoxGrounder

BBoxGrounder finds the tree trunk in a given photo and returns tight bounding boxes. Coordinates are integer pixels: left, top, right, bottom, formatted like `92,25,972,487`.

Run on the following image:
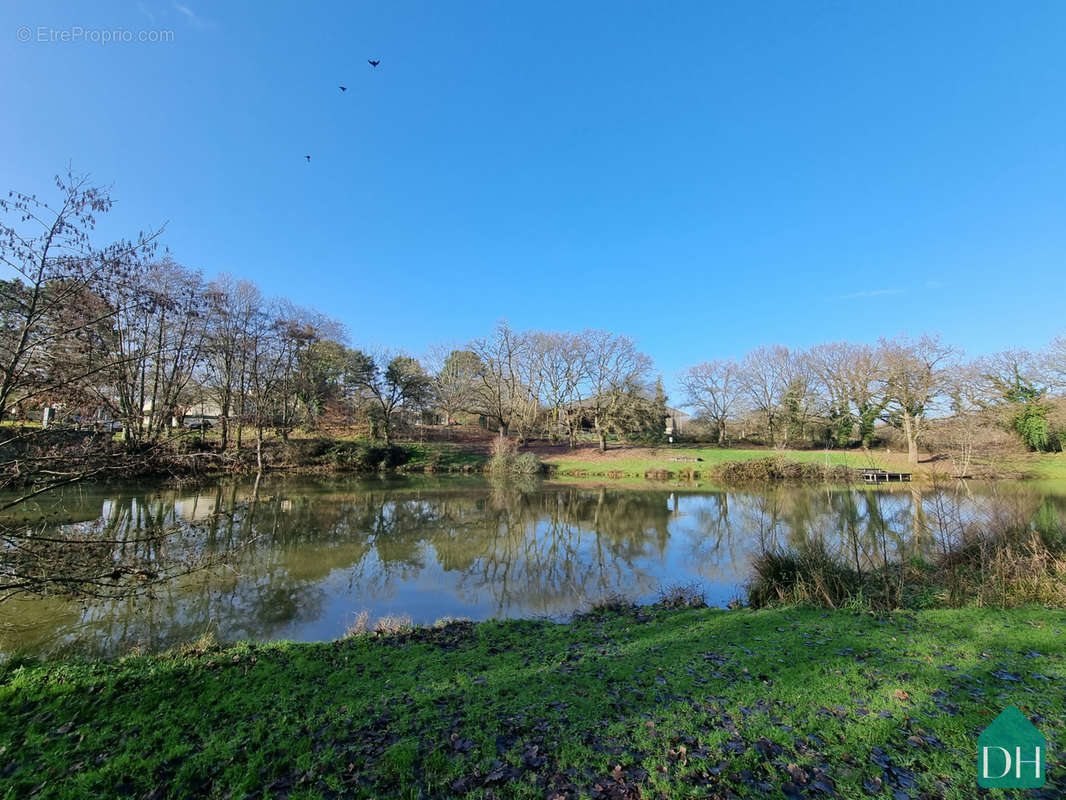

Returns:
717,422,726,446
597,426,607,453
902,410,919,464
219,398,230,451
256,426,264,472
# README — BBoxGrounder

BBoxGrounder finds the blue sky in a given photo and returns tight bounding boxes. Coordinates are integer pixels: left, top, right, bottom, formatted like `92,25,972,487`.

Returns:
3,1,1065,393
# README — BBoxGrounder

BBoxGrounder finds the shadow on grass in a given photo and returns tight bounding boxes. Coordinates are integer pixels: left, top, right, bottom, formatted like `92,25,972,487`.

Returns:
1,607,1064,798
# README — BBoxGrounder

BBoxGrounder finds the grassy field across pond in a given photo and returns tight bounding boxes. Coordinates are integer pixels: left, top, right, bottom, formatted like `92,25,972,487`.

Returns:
1011,452,1066,481
538,445,886,479
1,606,1063,798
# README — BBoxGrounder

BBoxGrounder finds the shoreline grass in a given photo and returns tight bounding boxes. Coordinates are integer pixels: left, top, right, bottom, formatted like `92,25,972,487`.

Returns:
2,606,1063,798
540,446,882,480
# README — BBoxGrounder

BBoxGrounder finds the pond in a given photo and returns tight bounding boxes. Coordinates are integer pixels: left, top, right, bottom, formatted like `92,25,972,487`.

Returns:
2,476,1064,657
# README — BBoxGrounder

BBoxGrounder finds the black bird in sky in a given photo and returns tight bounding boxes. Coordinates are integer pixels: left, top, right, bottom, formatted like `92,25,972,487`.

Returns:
305,155,311,163
339,85,347,92
368,59,380,68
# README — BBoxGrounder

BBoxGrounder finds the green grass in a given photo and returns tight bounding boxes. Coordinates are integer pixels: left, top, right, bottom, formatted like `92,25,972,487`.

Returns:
402,442,488,471
1015,452,1066,481
543,446,885,479
2,607,1063,798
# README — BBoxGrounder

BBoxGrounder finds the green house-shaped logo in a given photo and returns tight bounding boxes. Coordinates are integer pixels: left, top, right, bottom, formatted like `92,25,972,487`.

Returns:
978,706,1047,788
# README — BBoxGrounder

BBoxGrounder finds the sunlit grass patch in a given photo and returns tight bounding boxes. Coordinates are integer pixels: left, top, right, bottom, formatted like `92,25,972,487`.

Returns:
542,446,884,479
1,607,1063,798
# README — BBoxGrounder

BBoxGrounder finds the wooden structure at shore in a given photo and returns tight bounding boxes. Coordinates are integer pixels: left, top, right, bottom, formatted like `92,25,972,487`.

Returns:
859,468,912,483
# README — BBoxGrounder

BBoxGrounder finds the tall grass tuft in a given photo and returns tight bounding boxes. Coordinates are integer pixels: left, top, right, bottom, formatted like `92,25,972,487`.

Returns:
748,541,864,609
579,591,638,618
344,610,371,638
748,491,1066,610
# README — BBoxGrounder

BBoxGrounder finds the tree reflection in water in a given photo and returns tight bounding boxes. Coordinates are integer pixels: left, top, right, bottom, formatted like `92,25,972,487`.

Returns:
1,476,1062,657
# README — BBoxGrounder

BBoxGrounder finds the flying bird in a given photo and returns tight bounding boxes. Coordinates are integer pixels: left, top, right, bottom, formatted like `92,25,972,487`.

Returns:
305,155,311,163
339,85,347,92
368,59,380,68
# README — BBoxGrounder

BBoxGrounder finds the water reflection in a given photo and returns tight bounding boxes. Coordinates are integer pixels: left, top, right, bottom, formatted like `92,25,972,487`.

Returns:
1,476,1063,657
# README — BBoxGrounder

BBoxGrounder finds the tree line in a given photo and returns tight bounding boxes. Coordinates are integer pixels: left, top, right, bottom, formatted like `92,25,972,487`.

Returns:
680,336,1066,464
0,173,672,461
3,172,1064,467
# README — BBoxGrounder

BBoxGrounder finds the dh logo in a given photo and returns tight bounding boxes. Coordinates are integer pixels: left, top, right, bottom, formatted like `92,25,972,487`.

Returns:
978,706,1047,788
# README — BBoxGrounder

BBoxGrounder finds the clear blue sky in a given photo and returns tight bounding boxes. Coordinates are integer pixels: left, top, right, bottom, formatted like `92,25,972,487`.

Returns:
3,1,1065,394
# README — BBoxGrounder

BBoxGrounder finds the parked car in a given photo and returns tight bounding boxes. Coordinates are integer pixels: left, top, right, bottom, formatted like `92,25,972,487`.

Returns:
183,417,214,430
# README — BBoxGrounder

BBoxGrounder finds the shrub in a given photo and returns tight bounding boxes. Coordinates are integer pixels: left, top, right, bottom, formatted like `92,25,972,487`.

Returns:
1013,403,1051,451
487,435,543,476
712,457,854,485
326,442,410,471
282,437,333,462
174,435,215,455
513,452,542,475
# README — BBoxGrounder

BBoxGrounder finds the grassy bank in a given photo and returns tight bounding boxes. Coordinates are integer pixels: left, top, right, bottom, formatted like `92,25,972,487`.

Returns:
2,607,1063,799
540,446,885,480
1008,452,1066,481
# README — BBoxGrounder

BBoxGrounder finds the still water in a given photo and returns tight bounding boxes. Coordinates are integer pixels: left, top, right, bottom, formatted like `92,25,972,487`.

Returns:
2,476,1064,657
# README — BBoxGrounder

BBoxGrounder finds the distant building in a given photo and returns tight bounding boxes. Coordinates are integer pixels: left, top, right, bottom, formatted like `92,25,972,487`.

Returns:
664,406,691,437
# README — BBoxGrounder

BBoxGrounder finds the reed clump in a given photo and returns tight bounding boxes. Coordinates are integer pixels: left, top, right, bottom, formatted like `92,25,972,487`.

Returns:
748,503,1066,610
487,435,543,476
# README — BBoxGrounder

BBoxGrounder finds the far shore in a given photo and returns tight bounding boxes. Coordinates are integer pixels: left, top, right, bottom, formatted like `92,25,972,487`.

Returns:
4,421,1064,488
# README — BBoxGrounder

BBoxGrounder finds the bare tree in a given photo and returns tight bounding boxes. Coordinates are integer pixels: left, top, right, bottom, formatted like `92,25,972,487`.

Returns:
842,343,888,449
533,331,586,445
470,321,527,436
94,259,208,444
242,305,300,470
978,348,1056,451
937,359,1002,476
807,342,856,446
1045,334,1066,391
981,348,1045,397
345,351,432,445
679,359,744,445
202,275,262,450
807,341,888,448
880,334,956,464
0,170,161,416
579,330,653,452
778,349,817,446
740,345,790,447
512,336,547,444
426,345,482,426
